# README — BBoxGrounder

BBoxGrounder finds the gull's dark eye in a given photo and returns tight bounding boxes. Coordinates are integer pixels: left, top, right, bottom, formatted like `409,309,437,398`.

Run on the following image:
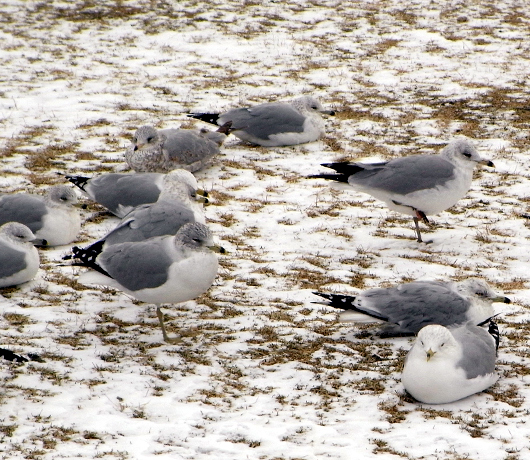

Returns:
133,137,137,143
440,343,445,347
147,137,154,143
192,238,202,243
311,105,318,110
462,151,472,158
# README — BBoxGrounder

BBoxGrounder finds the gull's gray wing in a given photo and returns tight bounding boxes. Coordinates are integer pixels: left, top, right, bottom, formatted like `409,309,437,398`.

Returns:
88,173,163,216
360,281,469,333
452,324,497,379
0,241,27,278
218,103,305,140
348,155,456,195
98,238,174,291
103,200,196,245
161,130,219,165
0,195,47,233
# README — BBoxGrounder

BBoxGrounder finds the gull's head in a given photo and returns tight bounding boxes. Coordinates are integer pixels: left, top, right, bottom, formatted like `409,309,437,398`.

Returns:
46,185,78,208
132,126,160,151
1,222,38,245
294,96,335,116
161,169,207,202
456,278,511,304
415,325,458,362
441,138,494,168
176,223,225,253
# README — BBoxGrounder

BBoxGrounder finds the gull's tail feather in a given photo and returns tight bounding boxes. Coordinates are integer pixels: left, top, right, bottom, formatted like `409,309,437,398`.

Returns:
65,175,91,192
187,113,220,125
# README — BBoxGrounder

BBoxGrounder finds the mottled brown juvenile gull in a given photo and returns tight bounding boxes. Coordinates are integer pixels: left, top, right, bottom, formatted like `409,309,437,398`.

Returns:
402,321,499,404
188,95,334,147
0,222,43,288
310,138,494,242
65,169,207,218
313,278,510,337
74,223,225,343
0,186,80,246
125,123,231,173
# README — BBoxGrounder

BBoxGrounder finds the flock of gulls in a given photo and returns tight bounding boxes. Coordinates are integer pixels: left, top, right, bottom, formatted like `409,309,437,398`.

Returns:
0,94,513,404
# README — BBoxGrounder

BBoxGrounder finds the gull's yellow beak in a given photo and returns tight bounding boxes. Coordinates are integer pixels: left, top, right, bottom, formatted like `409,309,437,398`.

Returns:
426,349,435,361
479,159,495,167
208,244,227,254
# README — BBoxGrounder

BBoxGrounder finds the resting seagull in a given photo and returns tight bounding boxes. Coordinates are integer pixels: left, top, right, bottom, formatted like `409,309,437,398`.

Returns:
313,278,510,337
402,321,499,404
65,169,207,218
310,138,494,242
72,223,225,343
188,95,334,147
0,222,44,288
0,186,80,246
125,124,231,173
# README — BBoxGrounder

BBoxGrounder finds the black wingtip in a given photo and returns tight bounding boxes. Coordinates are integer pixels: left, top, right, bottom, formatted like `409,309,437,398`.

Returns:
65,175,90,191
488,320,500,352
308,173,350,183
187,113,221,125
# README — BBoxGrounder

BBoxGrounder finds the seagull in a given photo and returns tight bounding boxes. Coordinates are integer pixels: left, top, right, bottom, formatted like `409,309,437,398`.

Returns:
0,222,44,288
188,95,335,147
401,321,499,404
125,123,231,173
0,186,80,246
65,169,208,218
72,223,225,343
309,138,494,242
313,278,510,337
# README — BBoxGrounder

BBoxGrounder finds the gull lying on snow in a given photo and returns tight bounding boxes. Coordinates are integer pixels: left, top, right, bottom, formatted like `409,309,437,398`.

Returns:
0,222,44,288
310,138,494,242
313,278,510,337
65,169,208,218
402,321,499,404
125,123,231,173
0,185,80,246
188,95,334,147
73,223,225,343
65,170,208,218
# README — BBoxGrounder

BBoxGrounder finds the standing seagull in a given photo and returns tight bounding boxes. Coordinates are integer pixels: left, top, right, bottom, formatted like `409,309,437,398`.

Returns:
125,124,231,173
73,223,225,343
188,96,335,147
313,278,510,337
401,321,499,404
65,169,207,218
0,186,80,246
309,138,494,242
0,222,44,288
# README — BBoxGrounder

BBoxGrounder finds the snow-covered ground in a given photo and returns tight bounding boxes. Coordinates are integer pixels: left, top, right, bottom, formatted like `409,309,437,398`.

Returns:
1,1,530,459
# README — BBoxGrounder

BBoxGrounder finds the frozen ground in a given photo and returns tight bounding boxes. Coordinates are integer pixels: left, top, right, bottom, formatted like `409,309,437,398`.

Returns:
1,1,530,459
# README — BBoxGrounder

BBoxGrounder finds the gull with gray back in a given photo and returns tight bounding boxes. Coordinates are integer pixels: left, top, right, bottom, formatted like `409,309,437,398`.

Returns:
313,278,510,337
310,138,494,242
188,95,334,147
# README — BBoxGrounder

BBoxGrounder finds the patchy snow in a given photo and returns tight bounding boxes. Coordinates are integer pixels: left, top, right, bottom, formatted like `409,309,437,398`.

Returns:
1,1,530,459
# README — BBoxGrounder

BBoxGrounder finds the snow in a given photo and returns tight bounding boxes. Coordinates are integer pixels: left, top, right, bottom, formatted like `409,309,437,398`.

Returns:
1,0,530,459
